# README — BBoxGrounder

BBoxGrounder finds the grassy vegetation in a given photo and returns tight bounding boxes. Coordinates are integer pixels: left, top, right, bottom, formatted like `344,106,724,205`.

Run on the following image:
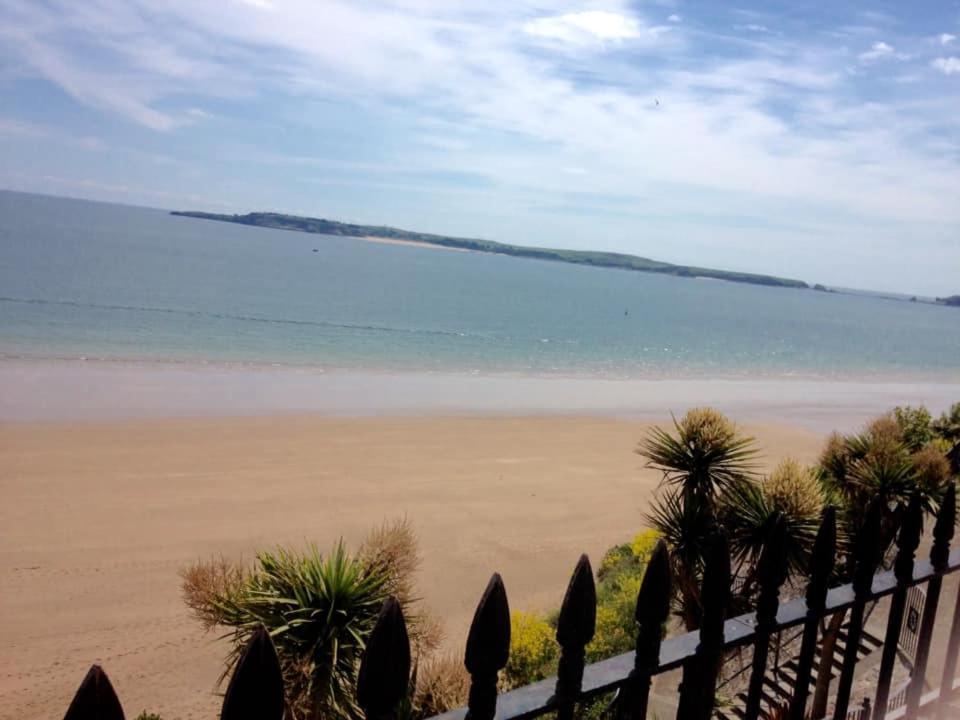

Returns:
171,210,809,289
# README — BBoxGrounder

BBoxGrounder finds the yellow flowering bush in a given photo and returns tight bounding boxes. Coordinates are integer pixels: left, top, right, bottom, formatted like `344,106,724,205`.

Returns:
504,611,558,688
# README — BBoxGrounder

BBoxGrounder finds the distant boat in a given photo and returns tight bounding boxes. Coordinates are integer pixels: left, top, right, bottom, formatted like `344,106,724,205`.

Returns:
312,248,319,252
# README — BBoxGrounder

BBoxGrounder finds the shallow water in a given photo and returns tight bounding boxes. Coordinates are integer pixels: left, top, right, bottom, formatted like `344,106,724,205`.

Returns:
2,190,959,379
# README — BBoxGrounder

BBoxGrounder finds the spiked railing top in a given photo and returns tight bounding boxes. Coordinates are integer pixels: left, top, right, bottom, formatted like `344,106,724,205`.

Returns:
853,499,882,596
634,540,672,668
932,483,957,570
894,493,924,582
805,506,837,613
63,665,125,720
699,533,730,650
755,513,789,625
556,554,597,650
357,597,412,720
220,626,284,720
465,573,511,677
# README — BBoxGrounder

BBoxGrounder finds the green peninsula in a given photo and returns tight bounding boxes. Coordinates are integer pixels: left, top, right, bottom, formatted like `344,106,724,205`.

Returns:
171,210,809,289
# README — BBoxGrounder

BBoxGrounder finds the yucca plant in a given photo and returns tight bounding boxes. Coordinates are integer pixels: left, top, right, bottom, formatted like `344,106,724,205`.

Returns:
182,520,431,720
640,407,758,503
640,408,758,629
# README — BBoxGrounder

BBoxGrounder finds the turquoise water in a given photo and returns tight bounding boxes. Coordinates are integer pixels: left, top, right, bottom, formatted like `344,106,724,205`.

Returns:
1,190,958,379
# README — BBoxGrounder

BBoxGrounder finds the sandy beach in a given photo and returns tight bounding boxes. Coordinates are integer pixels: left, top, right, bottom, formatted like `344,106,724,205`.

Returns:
1,413,826,720
1,360,957,719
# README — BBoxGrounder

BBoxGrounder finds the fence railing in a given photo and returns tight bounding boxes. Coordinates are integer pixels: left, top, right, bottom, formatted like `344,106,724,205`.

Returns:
63,485,960,720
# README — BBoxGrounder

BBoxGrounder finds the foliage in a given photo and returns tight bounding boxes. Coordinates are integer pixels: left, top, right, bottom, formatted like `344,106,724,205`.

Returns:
640,408,758,500
503,611,558,687
640,408,759,627
135,713,162,720
412,653,470,719
182,519,432,720
893,405,934,451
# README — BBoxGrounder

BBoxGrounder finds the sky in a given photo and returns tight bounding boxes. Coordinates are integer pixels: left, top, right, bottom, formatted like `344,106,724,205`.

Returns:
0,0,958,295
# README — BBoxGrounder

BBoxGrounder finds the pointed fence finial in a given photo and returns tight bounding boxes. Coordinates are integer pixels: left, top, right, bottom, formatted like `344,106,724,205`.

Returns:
932,482,956,570
616,540,671,720
756,512,789,626
220,626,285,720
894,493,924,582
465,573,510,720
358,597,412,720
676,532,730,720
853,498,883,596
554,555,596,720
63,665,125,720
805,506,837,613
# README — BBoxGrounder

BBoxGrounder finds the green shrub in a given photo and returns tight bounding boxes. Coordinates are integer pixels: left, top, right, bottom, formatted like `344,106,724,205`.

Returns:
504,611,558,687
893,405,934,451
182,519,430,720
135,713,162,720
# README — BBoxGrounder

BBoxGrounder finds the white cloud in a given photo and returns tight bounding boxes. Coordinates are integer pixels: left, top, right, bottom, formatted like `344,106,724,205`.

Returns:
858,41,910,63
737,24,769,33
858,41,893,61
186,107,212,119
0,0,958,291
523,11,646,45
667,14,681,23
940,33,956,46
931,56,960,75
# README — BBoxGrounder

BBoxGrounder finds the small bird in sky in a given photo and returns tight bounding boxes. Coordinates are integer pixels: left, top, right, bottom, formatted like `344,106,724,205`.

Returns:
654,98,660,107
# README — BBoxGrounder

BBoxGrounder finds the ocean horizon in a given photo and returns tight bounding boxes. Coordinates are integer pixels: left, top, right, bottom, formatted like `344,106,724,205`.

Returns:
2,190,959,381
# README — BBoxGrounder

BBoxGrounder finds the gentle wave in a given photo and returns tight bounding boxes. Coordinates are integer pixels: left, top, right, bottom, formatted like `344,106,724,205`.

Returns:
0,296,475,341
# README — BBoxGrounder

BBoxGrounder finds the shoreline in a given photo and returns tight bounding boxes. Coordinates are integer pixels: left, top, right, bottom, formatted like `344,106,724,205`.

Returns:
1,357,958,432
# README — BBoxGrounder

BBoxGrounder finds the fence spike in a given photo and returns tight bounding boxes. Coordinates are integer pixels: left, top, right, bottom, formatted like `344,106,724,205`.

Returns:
873,494,923,719
675,532,729,720
465,573,511,720
358,597,412,720
832,498,882,720
744,513,789,720
788,506,837,720
932,482,956,570
554,554,597,720
220,626,284,720
63,665,125,720
615,540,671,720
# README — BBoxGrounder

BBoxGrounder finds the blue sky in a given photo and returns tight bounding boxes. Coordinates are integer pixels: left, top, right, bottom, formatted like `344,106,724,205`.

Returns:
1,0,958,295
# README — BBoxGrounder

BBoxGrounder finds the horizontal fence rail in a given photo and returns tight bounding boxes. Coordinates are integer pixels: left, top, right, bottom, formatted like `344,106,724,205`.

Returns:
63,486,960,720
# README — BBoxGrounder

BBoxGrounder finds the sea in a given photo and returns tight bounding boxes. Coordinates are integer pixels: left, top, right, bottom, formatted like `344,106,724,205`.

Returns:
2,190,959,380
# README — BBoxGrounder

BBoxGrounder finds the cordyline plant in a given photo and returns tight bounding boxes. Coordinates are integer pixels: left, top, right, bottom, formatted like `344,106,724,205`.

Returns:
181,519,440,720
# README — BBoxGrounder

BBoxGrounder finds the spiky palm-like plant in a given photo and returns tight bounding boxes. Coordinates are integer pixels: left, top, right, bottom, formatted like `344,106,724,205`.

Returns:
182,520,430,720
214,543,389,720
640,408,759,628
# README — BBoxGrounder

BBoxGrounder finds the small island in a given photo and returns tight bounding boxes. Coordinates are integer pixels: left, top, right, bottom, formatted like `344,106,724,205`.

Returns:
171,210,810,289
937,295,960,307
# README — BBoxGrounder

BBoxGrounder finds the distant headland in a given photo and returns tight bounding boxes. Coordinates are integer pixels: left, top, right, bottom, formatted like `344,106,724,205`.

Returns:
171,210,809,289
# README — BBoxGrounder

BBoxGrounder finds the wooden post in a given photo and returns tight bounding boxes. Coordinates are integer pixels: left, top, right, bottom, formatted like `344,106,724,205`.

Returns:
554,555,597,720
873,494,923,719
907,483,955,718
220,626,285,720
617,540,671,720
675,533,730,720
788,507,837,720
465,574,511,720
63,665,126,720
744,513,789,720
358,597,412,720
832,498,882,720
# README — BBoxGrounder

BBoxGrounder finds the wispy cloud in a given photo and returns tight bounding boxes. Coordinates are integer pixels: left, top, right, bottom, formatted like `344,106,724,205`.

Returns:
932,56,960,75
858,41,910,63
939,33,955,46
0,0,958,293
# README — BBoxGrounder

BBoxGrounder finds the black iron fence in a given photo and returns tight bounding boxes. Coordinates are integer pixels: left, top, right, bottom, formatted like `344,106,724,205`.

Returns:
63,486,960,720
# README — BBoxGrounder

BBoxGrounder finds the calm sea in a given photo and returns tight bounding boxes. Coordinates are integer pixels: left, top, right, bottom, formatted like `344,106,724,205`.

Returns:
1,191,958,379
